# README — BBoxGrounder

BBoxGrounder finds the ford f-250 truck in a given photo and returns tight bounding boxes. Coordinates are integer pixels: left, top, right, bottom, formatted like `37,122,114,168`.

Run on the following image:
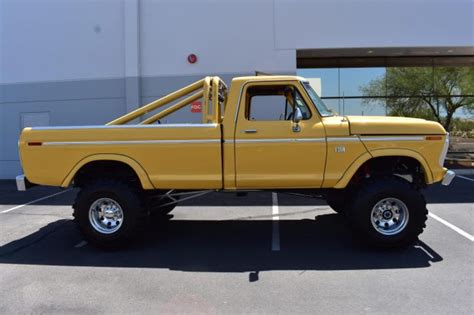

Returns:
17,75,455,248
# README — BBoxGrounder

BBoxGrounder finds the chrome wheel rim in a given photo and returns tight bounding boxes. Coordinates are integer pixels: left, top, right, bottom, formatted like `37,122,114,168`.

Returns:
370,197,409,236
89,198,124,234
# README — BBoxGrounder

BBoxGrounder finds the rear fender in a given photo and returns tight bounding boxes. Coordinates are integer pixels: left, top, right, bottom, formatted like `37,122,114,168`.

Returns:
61,154,154,189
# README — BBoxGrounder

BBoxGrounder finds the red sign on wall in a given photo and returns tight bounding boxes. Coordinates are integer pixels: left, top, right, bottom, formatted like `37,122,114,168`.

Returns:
191,101,202,113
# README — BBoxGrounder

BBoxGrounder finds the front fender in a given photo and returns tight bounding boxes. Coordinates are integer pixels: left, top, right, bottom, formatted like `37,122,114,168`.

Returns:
333,149,433,188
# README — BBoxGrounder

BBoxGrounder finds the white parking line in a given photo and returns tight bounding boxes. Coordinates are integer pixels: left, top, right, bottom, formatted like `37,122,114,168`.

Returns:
429,212,474,242
456,175,474,183
271,192,280,251
1,189,72,214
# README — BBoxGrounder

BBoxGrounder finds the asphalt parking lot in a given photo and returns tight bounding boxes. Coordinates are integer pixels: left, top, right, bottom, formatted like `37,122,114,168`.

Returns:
0,177,473,314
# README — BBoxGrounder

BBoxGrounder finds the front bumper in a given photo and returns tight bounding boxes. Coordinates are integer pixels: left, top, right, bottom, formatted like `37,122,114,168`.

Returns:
16,175,35,191
441,170,456,186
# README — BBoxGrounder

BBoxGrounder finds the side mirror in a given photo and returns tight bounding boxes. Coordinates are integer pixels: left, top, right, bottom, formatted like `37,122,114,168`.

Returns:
293,107,303,123
292,107,303,132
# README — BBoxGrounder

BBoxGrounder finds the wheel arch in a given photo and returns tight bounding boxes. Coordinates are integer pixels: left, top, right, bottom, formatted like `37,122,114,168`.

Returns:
61,154,154,189
334,149,433,189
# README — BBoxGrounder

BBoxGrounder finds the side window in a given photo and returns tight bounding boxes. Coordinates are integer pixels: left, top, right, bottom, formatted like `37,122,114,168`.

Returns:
248,95,287,121
246,85,311,121
294,93,312,120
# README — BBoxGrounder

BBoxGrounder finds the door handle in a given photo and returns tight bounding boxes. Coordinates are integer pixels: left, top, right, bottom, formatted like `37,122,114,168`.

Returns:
244,129,257,133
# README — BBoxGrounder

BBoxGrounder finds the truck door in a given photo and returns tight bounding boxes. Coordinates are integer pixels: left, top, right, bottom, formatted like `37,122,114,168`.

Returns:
234,81,326,188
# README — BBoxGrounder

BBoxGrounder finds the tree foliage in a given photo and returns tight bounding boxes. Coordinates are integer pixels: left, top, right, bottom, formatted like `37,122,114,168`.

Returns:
360,67,474,131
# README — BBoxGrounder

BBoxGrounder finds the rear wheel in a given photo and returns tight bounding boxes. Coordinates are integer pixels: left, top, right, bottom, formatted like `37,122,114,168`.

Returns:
73,179,147,248
346,176,427,248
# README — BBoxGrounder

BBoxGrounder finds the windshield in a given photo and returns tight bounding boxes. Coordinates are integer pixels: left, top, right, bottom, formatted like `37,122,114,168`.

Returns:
302,81,334,117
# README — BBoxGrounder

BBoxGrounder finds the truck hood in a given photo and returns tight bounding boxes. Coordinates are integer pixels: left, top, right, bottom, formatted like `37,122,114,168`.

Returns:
346,116,446,135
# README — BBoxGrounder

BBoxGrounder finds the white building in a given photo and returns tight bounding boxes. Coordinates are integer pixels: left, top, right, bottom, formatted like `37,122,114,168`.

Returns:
1,0,473,178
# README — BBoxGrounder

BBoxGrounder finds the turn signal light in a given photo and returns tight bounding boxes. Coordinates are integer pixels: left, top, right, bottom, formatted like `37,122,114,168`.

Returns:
426,136,442,141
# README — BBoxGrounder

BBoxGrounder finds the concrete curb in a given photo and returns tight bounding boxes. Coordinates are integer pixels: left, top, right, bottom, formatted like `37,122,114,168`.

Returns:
451,169,474,175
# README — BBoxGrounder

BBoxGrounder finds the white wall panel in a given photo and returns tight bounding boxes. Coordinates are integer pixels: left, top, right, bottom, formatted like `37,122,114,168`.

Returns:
140,0,295,76
275,0,473,49
0,0,472,179
1,0,125,83
0,0,4,83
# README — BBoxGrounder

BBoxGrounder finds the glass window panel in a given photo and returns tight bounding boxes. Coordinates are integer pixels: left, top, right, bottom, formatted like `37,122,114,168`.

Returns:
247,86,311,121
448,96,474,154
433,66,474,97
386,67,434,97
434,96,473,120
298,65,473,126
384,96,433,119
297,68,339,97
248,95,284,120
457,97,474,119
339,98,387,116
340,68,386,97
320,98,341,115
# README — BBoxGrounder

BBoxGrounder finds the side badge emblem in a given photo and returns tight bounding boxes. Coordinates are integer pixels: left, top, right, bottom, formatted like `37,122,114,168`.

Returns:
335,146,346,153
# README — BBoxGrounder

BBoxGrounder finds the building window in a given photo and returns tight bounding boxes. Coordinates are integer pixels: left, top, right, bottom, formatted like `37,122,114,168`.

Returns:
297,59,473,134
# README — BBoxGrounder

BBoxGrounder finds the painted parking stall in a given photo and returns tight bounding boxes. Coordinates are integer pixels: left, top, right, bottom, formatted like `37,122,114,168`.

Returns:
0,178,472,313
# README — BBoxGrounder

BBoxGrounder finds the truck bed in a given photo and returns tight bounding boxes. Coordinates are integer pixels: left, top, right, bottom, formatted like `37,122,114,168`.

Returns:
19,123,223,189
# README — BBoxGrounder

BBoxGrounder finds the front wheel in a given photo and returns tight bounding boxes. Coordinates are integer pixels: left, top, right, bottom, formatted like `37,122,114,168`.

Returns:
73,179,147,248
346,176,427,248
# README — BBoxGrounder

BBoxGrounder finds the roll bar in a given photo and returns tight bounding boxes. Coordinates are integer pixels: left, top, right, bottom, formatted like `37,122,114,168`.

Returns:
107,76,227,125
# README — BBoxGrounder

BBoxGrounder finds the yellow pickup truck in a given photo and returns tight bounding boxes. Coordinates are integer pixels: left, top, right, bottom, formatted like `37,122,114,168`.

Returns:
17,75,455,248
